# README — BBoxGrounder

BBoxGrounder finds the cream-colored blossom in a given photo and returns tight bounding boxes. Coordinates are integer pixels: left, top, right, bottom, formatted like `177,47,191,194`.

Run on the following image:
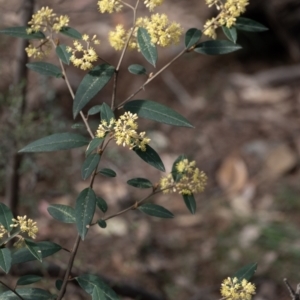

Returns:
97,0,123,13
0,225,7,239
25,39,52,59
11,215,39,239
67,34,100,70
159,159,207,195
96,118,115,138
220,277,256,300
144,0,164,11
109,25,127,50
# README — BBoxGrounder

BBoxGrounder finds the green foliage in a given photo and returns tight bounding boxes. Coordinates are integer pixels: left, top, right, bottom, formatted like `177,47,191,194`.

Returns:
96,196,108,213
194,40,242,55
137,27,157,66
26,62,63,78
185,28,202,48
73,64,115,118
100,102,115,123
235,17,268,32
86,138,104,156
0,248,12,274
0,203,14,232
222,26,237,43
233,263,257,282
88,105,102,116
128,64,147,75
47,204,76,223
99,168,116,177
134,145,165,171
59,26,82,39
138,203,174,218
127,178,153,189
182,194,196,214
0,27,45,39
56,45,72,65
124,100,193,127
0,288,54,300
82,153,101,179
24,239,42,262
16,275,42,286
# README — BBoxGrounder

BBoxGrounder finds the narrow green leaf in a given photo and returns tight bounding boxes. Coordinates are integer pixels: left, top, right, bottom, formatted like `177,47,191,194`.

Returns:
56,279,63,291
96,197,108,213
137,27,157,67
19,132,89,153
0,27,45,39
98,219,107,229
71,123,85,129
12,241,62,264
182,194,196,214
128,64,147,75
100,102,115,123
99,168,116,177
233,263,258,282
86,138,104,157
0,203,13,232
82,153,101,180
127,178,153,189
88,105,102,116
0,248,11,274
138,203,174,219
124,100,193,128
194,40,242,55
0,288,53,300
185,28,202,48
26,62,63,78
17,275,42,286
134,145,165,172
76,274,119,300
56,44,71,65
75,188,96,240
73,64,115,118
47,204,76,223
171,154,187,182
60,26,82,39
222,26,237,43
24,239,42,262
235,17,268,32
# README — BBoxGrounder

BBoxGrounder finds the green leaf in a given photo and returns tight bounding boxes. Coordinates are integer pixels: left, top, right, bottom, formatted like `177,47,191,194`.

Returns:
60,26,82,39
99,168,116,177
24,239,42,263
96,197,108,213
171,154,187,182
88,105,102,116
73,64,115,118
82,153,101,180
17,275,42,286
26,62,63,78
127,178,153,189
76,274,119,300
56,279,63,291
138,203,174,219
86,138,104,157
0,288,53,300
137,27,157,67
194,40,242,55
98,219,107,229
182,194,196,214
0,27,45,39
124,100,193,128
235,17,268,32
233,263,257,282
47,204,76,223
75,188,96,240
0,203,13,232
222,26,237,43
71,123,85,129
12,241,62,264
185,28,202,48
134,145,165,172
0,248,11,274
128,64,147,75
56,44,71,65
19,132,89,153
100,102,115,123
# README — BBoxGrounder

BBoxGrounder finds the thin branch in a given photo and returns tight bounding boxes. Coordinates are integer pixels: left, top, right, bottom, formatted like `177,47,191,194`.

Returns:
284,278,300,300
0,281,24,300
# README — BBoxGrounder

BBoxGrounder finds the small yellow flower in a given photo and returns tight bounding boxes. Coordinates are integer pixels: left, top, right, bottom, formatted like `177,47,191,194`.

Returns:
67,34,100,70
25,39,52,59
0,225,7,239
144,0,164,11
11,215,39,239
159,159,207,195
220,277,256,300
97,0,123,13
96,118,115,138
109,25,127,51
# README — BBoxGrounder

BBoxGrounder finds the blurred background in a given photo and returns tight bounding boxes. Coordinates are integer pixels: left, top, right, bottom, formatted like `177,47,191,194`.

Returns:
1,0,300,299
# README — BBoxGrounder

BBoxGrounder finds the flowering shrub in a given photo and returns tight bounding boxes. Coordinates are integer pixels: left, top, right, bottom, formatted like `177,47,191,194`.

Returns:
0,0,267,299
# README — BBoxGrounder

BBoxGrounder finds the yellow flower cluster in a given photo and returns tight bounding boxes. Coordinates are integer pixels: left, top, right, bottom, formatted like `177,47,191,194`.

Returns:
25,7,69,59
27,6,69,34
204,0,249,39
220,277,256,300
0,225,7,239
66,34,100,70
109,14,183,51
96,112,151,151
144,0,164,11
10,215,39,239
97,0,123,13
159,159,207,195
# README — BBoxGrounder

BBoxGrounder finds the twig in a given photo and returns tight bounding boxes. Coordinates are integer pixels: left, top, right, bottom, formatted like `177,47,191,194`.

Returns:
284,278,300,300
